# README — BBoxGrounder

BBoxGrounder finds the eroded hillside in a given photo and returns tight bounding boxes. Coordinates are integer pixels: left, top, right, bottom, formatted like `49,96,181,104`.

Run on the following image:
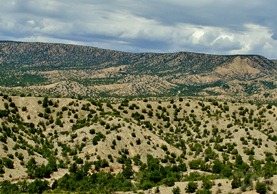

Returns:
0,41,276,100
0,94,276,193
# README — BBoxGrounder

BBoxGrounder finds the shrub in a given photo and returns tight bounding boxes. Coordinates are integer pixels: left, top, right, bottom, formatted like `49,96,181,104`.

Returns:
136,138,141,145
55,118,63,127
189,159,204,170
227,123,233,128
163,177,176,186
131,112,145,121
186,181,198,193
0,164,5,174
9,102,16,108
133,154,142,166
61,106,68,111
231,177,241,189
94,159,109,170
140,180,154,190
221,164,232,178
92,132,105,145
172,186,180,194
42,97,49,107
27,179,49,194
89,129,95,134
44,107,51,114
255,182,267,194
202,178,213,190
0,110,9,118
69,163,78,173
161,144,168,151
2,157,14,169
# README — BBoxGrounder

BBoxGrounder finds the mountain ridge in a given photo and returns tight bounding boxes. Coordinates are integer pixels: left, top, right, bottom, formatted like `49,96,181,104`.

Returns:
0,41,276,100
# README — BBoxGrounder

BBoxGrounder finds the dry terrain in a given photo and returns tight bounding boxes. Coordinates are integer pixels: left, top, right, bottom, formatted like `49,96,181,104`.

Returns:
0,41,276,100
0,94,276,193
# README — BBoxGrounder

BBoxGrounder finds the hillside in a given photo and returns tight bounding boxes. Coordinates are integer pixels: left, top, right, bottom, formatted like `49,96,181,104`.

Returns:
0,94,276,193
0,41,276,100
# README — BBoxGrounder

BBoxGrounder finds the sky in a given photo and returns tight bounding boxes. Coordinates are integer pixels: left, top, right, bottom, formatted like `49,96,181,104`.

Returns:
1,0,277,58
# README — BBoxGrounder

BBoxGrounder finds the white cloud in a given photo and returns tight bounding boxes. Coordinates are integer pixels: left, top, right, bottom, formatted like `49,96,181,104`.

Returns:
229,24,275,56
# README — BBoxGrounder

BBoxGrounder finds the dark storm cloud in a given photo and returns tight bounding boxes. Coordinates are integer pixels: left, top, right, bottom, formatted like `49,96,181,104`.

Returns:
0,0,277,58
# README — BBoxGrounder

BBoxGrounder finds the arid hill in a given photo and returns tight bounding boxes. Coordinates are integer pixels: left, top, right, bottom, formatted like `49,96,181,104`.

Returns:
0,41,276,100
0,94,276,193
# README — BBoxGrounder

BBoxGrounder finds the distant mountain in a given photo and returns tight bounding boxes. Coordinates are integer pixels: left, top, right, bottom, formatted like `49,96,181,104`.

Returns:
0,41,276,100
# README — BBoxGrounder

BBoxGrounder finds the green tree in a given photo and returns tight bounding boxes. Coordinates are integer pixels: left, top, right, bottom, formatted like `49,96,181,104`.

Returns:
55,118,63,127
255,182,267,194
27,179,49,194
69,162,78,173
186,181,198,193
34,164,51,178
47,156,57,172
212,160,223,173
231,176,241,189
140,180,154,190
42,97,49,107
202,178,213,190
172,186,180,194
122,159,133,179
163,177,176,187
26,157,37,178
2,157,14,169
221,164,232,178
0,180,19,193
0,164,4,174
52,180,58,190
235,154,244,166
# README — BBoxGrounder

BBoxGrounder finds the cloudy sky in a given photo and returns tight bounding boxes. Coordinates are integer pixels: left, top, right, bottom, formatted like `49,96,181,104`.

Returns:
1,0,277,58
